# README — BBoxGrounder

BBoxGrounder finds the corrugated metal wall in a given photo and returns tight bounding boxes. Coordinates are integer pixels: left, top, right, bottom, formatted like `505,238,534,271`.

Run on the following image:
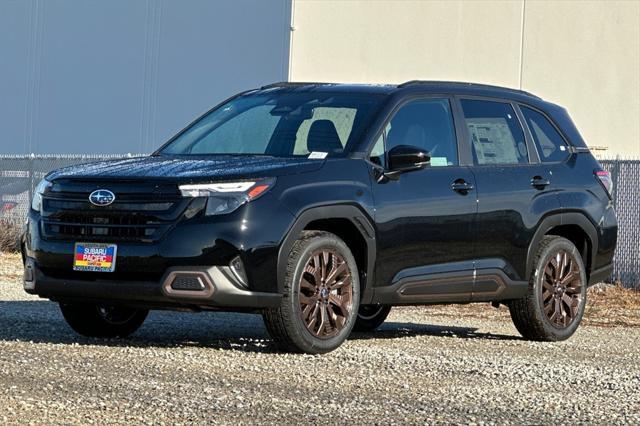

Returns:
0,0,292,154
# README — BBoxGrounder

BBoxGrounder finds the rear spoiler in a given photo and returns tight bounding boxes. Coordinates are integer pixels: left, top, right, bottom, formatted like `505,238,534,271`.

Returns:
568,146,591,154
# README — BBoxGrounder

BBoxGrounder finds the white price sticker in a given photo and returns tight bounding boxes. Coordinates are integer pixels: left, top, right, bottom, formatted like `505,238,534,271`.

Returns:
308,152,328,160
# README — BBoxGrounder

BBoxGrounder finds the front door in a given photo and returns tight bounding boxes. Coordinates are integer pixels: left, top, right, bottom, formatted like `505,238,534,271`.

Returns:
370,98,477,302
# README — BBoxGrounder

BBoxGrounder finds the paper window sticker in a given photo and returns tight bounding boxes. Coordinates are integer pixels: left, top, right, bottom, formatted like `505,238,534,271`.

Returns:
430,157,448,167
308,152,328,159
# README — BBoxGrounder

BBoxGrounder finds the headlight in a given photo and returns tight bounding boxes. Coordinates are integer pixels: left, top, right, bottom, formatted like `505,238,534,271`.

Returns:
31,179,52,212
179,178,275,216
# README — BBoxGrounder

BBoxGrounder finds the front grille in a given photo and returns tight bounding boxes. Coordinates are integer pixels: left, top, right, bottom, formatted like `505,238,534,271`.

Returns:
43,212,169,240
40,179,191,243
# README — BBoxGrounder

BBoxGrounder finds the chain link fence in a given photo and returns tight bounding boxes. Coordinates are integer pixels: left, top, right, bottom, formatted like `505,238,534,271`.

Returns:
0,155,136,226
1,154,638,288
600,159,640,288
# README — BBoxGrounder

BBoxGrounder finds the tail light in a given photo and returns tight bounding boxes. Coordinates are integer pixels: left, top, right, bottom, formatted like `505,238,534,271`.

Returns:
595,170,613,198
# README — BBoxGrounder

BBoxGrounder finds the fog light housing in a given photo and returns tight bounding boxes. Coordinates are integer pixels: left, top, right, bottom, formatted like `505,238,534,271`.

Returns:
229,256,248,288
170,275,205,291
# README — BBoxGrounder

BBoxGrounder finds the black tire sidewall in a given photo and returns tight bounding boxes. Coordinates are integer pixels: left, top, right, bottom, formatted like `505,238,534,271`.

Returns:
531,238,587,340
353,304,391,332
285,234,360,353
60,303,148,338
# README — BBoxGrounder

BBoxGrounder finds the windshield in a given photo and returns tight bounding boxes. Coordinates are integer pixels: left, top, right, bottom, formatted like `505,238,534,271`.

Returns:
159,91,385,157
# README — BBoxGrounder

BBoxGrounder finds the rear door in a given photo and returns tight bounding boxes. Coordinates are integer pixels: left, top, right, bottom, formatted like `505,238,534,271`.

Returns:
456,97,560,299
370,97,477,303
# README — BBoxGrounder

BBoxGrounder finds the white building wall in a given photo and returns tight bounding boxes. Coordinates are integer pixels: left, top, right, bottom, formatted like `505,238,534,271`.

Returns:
520,1,640,157
289,0,640,157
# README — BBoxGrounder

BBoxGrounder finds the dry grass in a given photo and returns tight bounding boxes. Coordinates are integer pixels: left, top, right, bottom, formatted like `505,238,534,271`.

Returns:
584,283,640,327
0,252,23,283
0,253,638,327
0,220,22,253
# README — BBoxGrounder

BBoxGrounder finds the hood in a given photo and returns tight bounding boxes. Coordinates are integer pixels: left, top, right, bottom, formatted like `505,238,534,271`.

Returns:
45,155,325,182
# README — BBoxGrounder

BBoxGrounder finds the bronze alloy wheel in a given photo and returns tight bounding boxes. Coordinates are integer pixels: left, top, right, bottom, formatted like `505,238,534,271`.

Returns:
298,249,354,339
542,250,584,329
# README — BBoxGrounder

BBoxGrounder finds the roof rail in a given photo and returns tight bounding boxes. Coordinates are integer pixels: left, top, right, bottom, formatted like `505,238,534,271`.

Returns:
397,80,539,98
397,80,428,88
259,81,329,90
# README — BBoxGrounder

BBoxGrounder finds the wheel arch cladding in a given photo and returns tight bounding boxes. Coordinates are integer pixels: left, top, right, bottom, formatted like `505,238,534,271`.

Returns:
527,213,597,282
277,205,376,302
545,225,591,274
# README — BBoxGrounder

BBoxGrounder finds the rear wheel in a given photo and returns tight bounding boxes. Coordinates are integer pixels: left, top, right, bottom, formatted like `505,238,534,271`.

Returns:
263,231,360,354
509,236,587,341
353,304,391,332
60,303,148,338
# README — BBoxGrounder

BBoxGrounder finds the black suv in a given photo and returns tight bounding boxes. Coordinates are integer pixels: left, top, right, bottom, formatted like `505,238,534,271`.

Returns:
22,81,617,354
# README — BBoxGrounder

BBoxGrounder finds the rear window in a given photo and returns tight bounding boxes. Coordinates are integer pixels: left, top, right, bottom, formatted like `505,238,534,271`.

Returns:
461,99,528,165
521,106,569,162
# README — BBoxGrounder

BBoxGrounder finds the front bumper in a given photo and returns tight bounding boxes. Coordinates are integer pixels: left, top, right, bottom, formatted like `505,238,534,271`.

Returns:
24,258,281,311
23,191,296,295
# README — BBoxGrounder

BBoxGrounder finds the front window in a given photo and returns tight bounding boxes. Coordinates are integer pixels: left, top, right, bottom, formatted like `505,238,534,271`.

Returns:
159,92,385,157
370,98,459,168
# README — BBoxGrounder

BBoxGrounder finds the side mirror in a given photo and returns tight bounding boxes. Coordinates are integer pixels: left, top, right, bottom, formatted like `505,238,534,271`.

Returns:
387,145,430,174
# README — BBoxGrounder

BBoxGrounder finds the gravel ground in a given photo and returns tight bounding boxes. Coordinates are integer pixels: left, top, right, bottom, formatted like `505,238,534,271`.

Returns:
1,253,639,425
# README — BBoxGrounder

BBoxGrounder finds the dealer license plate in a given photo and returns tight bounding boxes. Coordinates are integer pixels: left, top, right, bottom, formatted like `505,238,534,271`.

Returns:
73,243,117,272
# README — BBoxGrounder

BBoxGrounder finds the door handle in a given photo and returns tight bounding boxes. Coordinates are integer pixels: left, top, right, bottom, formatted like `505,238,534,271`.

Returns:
451,179,474,194
531,176,551,189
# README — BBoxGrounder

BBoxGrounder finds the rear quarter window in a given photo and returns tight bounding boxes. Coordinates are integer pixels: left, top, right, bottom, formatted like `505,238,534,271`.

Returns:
521,106,569,162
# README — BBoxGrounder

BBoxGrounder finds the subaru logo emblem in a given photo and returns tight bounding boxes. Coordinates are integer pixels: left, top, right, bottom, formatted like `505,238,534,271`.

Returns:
89,189,116,206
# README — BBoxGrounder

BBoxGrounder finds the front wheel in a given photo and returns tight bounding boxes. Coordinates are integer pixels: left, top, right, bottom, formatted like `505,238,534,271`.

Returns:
263,231,360,354
509,236,587,341
60,303,148,338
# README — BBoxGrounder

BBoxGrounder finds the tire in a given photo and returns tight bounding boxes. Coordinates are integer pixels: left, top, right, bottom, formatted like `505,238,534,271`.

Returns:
353,304,391,332
60,303,148,338
263,231,360,354
509,236,587,341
